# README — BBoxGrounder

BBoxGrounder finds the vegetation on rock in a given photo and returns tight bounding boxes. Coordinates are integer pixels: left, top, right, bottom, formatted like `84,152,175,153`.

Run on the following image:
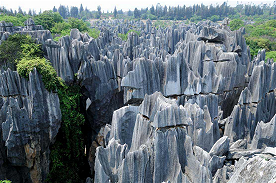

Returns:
118,29,140,41
0,33,43,69
0,181,11,183
230,19,276,59
1,33,88,183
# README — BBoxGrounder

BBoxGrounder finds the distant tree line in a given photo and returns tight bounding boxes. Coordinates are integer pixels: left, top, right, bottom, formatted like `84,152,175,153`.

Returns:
132,2,275,20
1,2,275,21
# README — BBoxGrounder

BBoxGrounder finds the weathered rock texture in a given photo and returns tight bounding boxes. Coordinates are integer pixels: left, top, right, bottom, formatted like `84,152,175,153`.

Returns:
91,19,276,183
1,18,276,183
0,69,61,182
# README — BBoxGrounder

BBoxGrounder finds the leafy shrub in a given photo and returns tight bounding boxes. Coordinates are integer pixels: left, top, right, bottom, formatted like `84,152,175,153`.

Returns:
0,34,42,69
118,33,127,41
210,15,220,22
17,57,60,91
68,17,89,32
266,51,276,61
265,20,276,28
0,14,29,26
88,28,100,39
244,19,276,57
190,15,202,23
118,29,140,41
34,10,63,30
230,19,244,31
47,84,86,183
21,43,44,58
53,29,71,41
0,180,11,183
51,22,71,34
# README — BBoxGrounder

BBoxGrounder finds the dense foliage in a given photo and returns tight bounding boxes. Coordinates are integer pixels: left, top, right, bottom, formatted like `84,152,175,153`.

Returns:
266,51,276,61
229,19,244,31
0,34,43,70
0,14,29,26
34,10,63,30
17,57,60,91
47,84,87,183
230,19,276,59
1,2,275,21
52,19,99,41
88,28,100,39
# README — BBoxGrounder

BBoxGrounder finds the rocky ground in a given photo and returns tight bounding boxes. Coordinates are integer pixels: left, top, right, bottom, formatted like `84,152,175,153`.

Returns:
0,18,276,183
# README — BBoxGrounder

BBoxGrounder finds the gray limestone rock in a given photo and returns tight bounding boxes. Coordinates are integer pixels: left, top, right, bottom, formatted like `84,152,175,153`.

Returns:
251,114,276,149
209,136,230,157
228,156,276,183
2,17,276,183
0,69,61,182
94,92,223,183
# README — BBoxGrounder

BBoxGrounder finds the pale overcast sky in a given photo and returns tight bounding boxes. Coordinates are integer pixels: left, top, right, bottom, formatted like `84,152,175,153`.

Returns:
0,0,274,13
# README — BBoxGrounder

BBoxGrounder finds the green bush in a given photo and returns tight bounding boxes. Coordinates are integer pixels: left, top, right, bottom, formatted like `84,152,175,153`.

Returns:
190,15,202,23
51,22,71,34
47,84,86,183
0,34,42,69
265,20,276,28
68,17,89,32
34,10,63,30
0,14,29,26
244,19,276,57
118,29,140,41
17,57,60,91
88,28,100,39
210,15,220,22
0,180,11,183
52,20,99,41
53,29,71,41
266,51,276,61
21,43,44,58
118,33,127,41
230,19,244,31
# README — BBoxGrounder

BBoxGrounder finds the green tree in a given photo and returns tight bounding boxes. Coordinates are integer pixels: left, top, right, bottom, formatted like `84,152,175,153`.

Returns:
79,4,84,13
210,15,220,22
266,51,276,61
88,28,100,39
114,6,118,18
229,19,244,31
0,34,43,70
0,14,29,26
96,6,101,19
58,5,68,19
70,6,79,18
134,8,140,18
51,21,71,34
17,57,60,91
34,10,63,30
68,17,89,32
